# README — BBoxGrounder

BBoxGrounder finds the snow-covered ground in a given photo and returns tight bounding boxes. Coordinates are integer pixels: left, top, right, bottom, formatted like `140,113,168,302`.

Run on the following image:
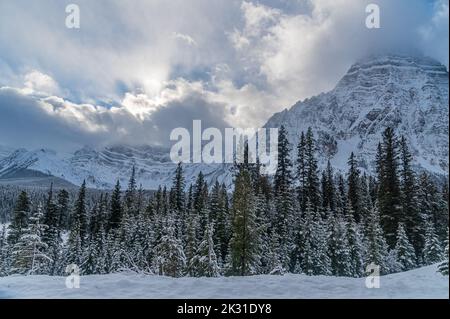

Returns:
0,264,447,299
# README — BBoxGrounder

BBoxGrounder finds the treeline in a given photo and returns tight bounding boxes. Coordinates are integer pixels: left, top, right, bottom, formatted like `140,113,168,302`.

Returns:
0,127,448,277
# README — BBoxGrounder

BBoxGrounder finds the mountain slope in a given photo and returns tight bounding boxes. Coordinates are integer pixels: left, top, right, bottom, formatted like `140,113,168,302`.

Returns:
0,146,234,189
265,54,449,175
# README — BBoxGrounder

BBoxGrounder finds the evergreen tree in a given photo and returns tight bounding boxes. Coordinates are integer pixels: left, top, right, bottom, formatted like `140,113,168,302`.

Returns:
189,224,221,277
394,223,416,271
8,191,30,245
365,205,389,274
347,152,361,222
0,225,10,276
377,128,402,247
335,173,347,216
125,166,138,215
109,180,123,231
346,213,364,277
72,180,88,247
399,136,421,254
42,184,62,274
11,204,51,275
185,209,198,276
211,182,230,264
438,228,448,275
56,189,70,230
321,160,335,211
297,131,307,210
423,221,443,265
228,169,261,276
328,215,352,276
265,231,285,275
304,128,320,210
273,125,294,269
153,220,186,277
65,219,84,269
171,162,185,213
299,204,331,276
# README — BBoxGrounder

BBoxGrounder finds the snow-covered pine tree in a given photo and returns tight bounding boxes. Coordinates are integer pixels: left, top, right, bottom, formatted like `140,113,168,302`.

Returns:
171,163,186,213
213,183,231,265
185,208,198,276
299,203,331,276
56,189,70,230
321,160,335,212
153,219,186,277
11,204,51,275
228,168,261,276
438,228,448,275
347,152,361,222
399,136,421,255
328,214,352,277
171,163,186,240
188,224,220,277
0,225,11,276
394,223,416,271
83,207,109,275
265,231,285,275
7,191,30,245
345,212,364,277
124,165,138,216
193,172,209,238
358,173,372,227
108,180,123,231
273,125,294,270
297,131,307,211
423,221,443,265
43,184,62,275
364,205,389,274
335,173,347,216
304,128,321,210
65,219,84,271
72,180,88,247
377,128,402,248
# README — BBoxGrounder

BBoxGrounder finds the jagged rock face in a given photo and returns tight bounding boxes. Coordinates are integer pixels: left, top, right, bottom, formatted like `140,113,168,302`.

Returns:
265,54,449,175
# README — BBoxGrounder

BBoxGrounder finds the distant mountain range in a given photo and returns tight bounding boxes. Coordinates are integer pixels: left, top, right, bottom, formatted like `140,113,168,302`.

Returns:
0,54,448,189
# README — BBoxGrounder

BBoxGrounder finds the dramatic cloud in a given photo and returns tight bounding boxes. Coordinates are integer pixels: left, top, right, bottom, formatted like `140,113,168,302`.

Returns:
0,0,447,151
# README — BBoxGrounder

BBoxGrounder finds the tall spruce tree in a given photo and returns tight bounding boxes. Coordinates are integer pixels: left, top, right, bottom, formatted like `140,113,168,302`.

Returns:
11,204,51,275
377,128,402,247
8,191,30,245
273,125,294,269
365,205,389,274
72,180,88,247
228,169,261,276
399,136,421,254
153,219,186,277
438,228,448,275
304,128,320,210
394,223,416,271
56,189,70,230
423,221,443,265
346,212,364,277
347,152,361,222
189,224,221,277
109,180,123,231
328,215,352,277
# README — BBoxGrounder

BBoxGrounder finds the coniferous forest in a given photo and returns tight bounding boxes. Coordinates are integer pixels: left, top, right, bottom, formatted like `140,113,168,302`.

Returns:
0,127,448,278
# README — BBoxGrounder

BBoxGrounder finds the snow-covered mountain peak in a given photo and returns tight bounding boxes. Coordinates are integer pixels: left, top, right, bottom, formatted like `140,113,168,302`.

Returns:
265,53,449,175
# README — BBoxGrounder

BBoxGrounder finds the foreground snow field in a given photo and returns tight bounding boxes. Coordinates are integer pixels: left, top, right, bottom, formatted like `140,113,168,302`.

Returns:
0,264,447,299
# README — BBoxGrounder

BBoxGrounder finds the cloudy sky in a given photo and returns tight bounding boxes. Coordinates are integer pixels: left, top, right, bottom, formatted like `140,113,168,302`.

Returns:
0,0,448,151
